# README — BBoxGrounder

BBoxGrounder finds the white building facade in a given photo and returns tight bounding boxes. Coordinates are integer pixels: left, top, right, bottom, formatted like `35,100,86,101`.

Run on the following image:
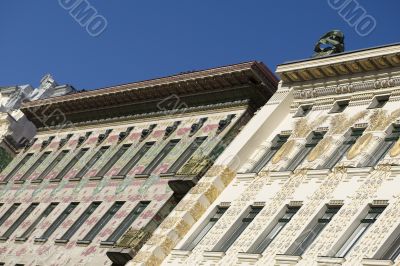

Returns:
163,44,400,266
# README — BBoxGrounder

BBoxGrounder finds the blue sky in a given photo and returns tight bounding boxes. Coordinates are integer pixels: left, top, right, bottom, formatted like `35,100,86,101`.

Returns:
0,1,399,90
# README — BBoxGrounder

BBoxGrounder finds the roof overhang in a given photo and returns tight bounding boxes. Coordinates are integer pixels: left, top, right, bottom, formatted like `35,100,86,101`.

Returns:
21,61,277,129
276,43,400,83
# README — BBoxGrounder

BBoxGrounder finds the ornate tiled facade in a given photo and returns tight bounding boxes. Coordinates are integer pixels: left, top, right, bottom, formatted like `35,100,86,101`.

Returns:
165,44,400,266
0,63,277,265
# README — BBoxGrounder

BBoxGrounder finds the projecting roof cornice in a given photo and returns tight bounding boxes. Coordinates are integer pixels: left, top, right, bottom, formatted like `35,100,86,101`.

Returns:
21,61,277,129
276,43,400,83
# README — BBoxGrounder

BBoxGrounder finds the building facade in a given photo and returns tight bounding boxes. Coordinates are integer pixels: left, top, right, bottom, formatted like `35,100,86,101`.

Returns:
0,62,276,265
164,44,400,266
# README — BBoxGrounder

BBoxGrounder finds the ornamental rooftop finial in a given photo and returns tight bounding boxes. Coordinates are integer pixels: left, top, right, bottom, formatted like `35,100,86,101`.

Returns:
312,30,345,58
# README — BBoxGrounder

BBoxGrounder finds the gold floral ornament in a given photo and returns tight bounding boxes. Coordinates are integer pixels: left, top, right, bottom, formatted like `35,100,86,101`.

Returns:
367,109,391,131
307,136,332,162
389,139,400,157
346,133,373,160
271,139,296,164
329,111,367,135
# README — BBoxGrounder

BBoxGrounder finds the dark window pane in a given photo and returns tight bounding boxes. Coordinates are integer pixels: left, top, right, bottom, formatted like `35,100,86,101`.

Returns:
118,142,155,176
0,203,20,227
74,147,109,179
58,202,100,241
38,202,78,240
19,152,51,181
19,203,58,239
4,154,33,182
97,144,132,177
142,139,180,175
54,148,89,180
364,127,400,167
1,203,39,239
105,201,149,243
36,150,69,180
168,137,207,173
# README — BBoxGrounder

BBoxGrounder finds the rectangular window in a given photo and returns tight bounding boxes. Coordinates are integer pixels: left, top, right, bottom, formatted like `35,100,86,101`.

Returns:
74,146,109,179
78,202,124,243
285,132,325,171
36,202,78,241
97,144,132,177
19,152,51,181
380,231,400,261
36,150,69,181
182,206,228,251
289,206,341,256
0,203,39,240
335,206,385,257
214,206,263,252
54,148,89,180
322,129,365,169
118,142,155,176
56,202,100,242
17,203,58,240
0,203,20,227
102,201,149,244
4,154,33,182
142,139,180,175
364,126,400,167
250,134,290,173
167,137,207,174
249,206,300,254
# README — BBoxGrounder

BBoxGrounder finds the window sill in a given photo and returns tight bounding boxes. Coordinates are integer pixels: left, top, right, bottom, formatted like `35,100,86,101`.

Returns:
55,239,69,244
0,236,9,242
100,240,115,247
89,176,103,181
13,180,25,184
159,172,176,178
170,249,192,258
275,254,302,264
34,238,48,243
203,251,225,260
49,179,61,183
31,179,43,184
111,175,126,180
134,174,150,179
69,178,82,182
0,181,7,185
316,256,345,265
361,258,394,266
236,172,257,180
15,237,27,242
237,252,262,262
76,240,91,245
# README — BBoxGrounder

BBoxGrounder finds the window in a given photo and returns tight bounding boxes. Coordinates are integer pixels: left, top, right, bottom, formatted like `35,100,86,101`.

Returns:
250,134,290,173
102,201,149,244
167,137,207,174
142,139,180,175
335,206,385,257
380,231,400,261
368,95,390,109
36,150,69,181
364,126,400,167
322,129,365,169
118,142,155,176
0,203,20,227
249,206,300,254
53,148,89,180
182,206,228,251
56,202,100,242
288,206,341,256
285,132,325,171
294,105,312,118
74,146,109,179
17,203,58,240
3,154,33,182
36,202,78,241
0,203,39,240
19,152,51,181
78,202,124,243
213,206,263,252
96,144,132,177
329,100,349,113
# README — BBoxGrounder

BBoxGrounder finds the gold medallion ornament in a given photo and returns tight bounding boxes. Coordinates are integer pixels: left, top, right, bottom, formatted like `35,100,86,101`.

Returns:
389,139,400,157
307,136,332,162
271,139,296,164
346,133,373,160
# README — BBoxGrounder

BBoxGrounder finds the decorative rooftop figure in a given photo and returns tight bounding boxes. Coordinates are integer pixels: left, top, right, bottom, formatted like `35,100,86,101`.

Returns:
312,30,345,58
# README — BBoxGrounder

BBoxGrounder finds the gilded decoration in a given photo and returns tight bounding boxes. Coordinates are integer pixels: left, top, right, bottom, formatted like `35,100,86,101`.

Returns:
346,133,373,160
329,111,367,135
291,118,312,138
389,139,400,157
307,136,333,162
271,139,296,164
367,108,400,132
